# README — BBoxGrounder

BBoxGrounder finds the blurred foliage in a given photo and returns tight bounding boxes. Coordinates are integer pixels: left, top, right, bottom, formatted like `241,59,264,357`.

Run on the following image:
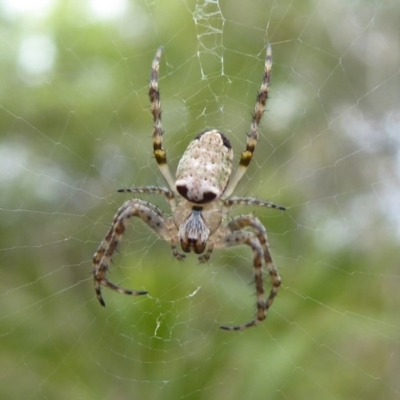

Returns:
1,0,400,399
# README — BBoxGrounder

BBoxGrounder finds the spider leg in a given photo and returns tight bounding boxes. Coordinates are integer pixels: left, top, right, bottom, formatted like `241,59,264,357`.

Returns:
200,194,284,266
92,199,172,306
118,186,176,212
149,47,177,193
216,213,281,331
198,243,214,263
222,196,285,219
222,44,272,199
171,236,186,261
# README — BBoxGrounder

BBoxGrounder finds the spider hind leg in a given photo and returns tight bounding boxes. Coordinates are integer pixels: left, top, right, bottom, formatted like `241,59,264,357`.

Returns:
92,199,173,306
95,278,148,307
215,214,281,331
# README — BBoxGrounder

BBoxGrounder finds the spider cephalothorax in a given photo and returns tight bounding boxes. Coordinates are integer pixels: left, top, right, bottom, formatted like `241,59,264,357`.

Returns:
92,45,285,330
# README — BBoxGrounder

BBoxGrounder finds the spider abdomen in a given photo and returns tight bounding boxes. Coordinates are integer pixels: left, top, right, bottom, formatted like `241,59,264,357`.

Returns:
175,129,233,204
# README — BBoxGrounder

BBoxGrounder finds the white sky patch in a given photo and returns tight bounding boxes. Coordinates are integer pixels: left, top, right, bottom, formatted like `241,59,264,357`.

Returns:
17,34,57,85
0,142,30,184
269,87,303,131
88,0,128,20
1,0,54,18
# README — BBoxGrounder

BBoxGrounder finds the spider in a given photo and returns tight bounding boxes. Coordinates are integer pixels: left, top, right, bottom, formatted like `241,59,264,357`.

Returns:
92,45,285,331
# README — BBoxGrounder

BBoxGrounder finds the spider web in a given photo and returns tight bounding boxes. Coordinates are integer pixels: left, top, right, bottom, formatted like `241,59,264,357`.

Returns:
1,0,399,399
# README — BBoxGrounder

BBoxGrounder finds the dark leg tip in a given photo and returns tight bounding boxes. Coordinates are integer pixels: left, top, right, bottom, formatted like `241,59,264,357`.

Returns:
219,320,258,331
219,325,241,331
219,326,230,331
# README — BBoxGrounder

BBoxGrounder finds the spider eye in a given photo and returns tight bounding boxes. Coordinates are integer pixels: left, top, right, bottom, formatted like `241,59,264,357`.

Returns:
201,191,217,203
176,184,188,199
176,184,217,204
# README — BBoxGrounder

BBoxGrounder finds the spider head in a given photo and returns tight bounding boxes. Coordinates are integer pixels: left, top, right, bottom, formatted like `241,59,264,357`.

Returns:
175,129,233,204
179,206,210,254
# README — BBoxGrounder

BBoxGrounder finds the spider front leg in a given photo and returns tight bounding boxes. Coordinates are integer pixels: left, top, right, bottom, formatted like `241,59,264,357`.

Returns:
92,198,171,306
223,44,272,199
149,47,177,193
216,214,281,331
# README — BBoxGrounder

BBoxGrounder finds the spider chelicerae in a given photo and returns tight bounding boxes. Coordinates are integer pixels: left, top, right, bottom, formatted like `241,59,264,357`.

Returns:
92,45,285,331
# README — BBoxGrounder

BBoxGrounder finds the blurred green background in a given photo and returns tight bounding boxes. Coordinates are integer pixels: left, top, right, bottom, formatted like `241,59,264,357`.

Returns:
1,0,399,399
